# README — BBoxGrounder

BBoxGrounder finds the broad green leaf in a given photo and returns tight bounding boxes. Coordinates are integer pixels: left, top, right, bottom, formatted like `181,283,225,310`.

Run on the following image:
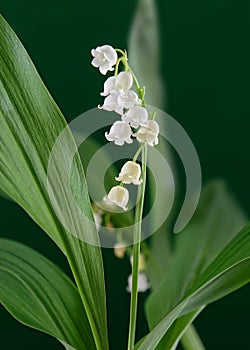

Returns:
0,15,108,350
180,323,206,350
146,180,246,328
138,223,250,349
0,188,11,200
154,308,204,350
73,131,117,196
0,239,95,349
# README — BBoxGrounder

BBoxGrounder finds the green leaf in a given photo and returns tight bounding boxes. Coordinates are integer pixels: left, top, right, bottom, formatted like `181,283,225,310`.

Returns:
128,0,165,108
147,180,246,328
0,239,95,349
180,323,206,350
72,130,117,197
0,15,108,350
154,308,204,350
138,223,250,349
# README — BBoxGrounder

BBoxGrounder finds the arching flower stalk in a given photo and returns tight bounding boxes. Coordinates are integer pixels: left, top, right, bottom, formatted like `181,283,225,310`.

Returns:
91,45,159,350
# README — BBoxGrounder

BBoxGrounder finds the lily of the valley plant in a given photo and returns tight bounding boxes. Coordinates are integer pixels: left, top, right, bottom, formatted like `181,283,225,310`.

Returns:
0,8,249,350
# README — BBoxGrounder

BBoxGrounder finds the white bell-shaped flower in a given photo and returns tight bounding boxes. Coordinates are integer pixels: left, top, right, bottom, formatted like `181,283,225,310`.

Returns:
101,72,133,96
99,72,139,115
126,272,150,293
117,90,140,110
100,76,117,96
114,242,126,258
133,120,159,147
122,106,148,128
91,45,118,75
115,161,142,185
100,94,123,115
104,185,129,210
105,121,133,146
115,71,133,91
100,92,139,115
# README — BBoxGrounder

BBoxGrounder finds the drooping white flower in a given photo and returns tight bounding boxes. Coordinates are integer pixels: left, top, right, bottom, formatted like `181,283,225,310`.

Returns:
104,185,129,210
114,242,126,258
100,76,117,96
101,94,123,115
100,91,139,115
91,45,118,75
122,106,148,128
133,120,159,147
117,90,140,110
105,121,133,146
126,272,150,293
115,161,142,185
115,71,133,91
101,72,133,96
99,72,140,114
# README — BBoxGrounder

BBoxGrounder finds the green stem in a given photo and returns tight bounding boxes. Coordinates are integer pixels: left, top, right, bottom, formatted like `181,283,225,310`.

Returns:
127,145,147,350
114,57,123,75
133,143,145,162
181,324,206,350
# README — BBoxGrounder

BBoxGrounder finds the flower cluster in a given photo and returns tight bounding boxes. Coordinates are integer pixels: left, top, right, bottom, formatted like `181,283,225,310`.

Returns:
91,44,152,294
91,44,160,212
102,72,159,147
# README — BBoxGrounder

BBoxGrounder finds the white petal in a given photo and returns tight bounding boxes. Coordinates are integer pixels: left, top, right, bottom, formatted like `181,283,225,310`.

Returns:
148,120,160,133
105,121,133,145
114,139,125,146
118,90,139,109
99,62,110,75
115,161,142,184
115,72,133,91
91,45,117,74
91,55,103,68
100,76,117,96
91,48,97,57
125,137,133,144
123,106,148,128
105,131,115,142
137,272,150,292
133,120,159,146
104,185,129,210
114,243,126,258
126,272,150,293
105,94,123,114
99,45,118,66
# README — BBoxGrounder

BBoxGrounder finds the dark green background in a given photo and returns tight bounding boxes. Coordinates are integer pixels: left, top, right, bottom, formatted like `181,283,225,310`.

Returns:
0,1,249,349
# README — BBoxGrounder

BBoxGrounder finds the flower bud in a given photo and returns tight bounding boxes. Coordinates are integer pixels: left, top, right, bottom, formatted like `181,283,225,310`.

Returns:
114,242,126,258
130,253,146,271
